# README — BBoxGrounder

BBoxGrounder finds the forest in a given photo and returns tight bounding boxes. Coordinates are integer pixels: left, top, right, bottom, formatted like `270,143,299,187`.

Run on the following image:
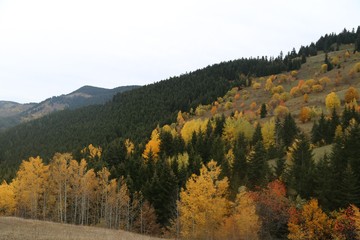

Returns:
1,27,360,239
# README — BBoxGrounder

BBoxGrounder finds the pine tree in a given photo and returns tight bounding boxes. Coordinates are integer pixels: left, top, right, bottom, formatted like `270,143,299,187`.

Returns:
338,165,360,207
313,154,333,210
287,134,315,199
251,123,263,146
282,114,298,148
247,141,269,190
260,103,267,118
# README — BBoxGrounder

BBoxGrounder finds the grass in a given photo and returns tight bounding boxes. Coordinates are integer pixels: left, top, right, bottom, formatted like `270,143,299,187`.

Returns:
0,217,166,240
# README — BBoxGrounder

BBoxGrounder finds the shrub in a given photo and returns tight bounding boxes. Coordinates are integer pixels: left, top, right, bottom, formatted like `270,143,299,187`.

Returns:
274,105,289,118
299,107,311,123
312,84,323,93
321,64,328,73
252,82,261,90
271,85,285,95
290,86,301,97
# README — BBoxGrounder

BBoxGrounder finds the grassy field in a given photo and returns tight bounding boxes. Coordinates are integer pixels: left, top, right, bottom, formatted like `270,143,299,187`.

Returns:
0,217,166,240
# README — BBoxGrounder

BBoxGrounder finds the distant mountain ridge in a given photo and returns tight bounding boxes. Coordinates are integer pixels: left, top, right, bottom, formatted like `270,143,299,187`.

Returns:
0,85,139,131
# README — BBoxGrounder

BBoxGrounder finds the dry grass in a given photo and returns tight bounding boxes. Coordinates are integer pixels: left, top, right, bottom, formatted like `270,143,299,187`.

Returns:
0,217,166,240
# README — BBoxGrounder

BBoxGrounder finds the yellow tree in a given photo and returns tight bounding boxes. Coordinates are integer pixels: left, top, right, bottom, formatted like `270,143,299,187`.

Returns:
0,181,15,215
142,128,161,160
345,86,359,103
222,117,254,146
221,187,261,240
180,118,208,143
124,139,135,157
13,156,49,219
325,92,341,113
80,168,98,225
262,119,276,150
299,107,311,123
179,160,229,239
288,199,332,240
49,153,72,223
97,167,111,222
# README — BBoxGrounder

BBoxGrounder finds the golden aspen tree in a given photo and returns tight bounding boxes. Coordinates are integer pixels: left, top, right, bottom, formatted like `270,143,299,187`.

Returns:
303,93,309,103
274,105,289,118
162,124,177,138
253,82,261,90
49,153,72,223
222,117,254,146
142,128,161,160
106,178,118,228
321,64,328,73
13,156,49,219
180,118,208,143
312,84,324,92
177,111,185,126
0,180,15,215
97,167,110,222
221,188,260,240
305,79,316,87
288,199,332,240
262,119,276,150
179,160,229,239
80,168,98,225
210,105,217,115
67,159,80,224
124,139,135,156
117,178,131,231
265,76,275,91
290,86,301,97
344,86,359,103
299,107,311,123
325,92,341,113
319,77,330,87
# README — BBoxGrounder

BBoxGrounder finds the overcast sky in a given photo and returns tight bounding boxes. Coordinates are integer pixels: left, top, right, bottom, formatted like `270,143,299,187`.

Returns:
0,0,359,103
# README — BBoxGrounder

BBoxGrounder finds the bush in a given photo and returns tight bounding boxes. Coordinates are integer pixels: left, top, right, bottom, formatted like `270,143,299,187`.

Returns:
271,85,285,95
321,64,328,73
274,105,289,118
312,84,324,93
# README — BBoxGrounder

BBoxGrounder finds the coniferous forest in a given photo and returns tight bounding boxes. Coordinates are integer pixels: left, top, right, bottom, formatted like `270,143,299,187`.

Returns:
1,27,360,239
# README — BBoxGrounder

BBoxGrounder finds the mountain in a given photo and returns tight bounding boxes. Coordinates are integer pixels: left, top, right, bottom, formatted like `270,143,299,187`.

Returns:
0,101,36,118
0,85,139,131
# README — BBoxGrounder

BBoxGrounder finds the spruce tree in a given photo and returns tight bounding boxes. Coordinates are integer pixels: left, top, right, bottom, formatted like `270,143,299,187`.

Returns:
313,154,333,210
247,141,269,190
338,165,360,207
260,103,267,118
252,123,263,146
282,113,298,148
287,134,315,199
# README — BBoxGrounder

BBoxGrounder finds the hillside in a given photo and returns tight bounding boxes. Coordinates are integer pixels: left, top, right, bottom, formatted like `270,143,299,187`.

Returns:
0,217,165,240
0,55,293,174
0,85,139,131
1,27,360,239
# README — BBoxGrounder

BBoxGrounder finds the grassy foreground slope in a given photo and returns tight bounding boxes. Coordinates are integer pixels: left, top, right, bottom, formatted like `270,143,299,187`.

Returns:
0,217,165,240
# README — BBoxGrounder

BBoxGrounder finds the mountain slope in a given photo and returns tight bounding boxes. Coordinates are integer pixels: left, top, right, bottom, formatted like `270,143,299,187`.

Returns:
0,85,139,131
0,101,36,118
0,56,291,170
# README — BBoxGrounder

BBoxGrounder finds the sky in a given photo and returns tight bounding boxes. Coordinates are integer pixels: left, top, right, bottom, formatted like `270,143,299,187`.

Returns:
0,0,359,103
